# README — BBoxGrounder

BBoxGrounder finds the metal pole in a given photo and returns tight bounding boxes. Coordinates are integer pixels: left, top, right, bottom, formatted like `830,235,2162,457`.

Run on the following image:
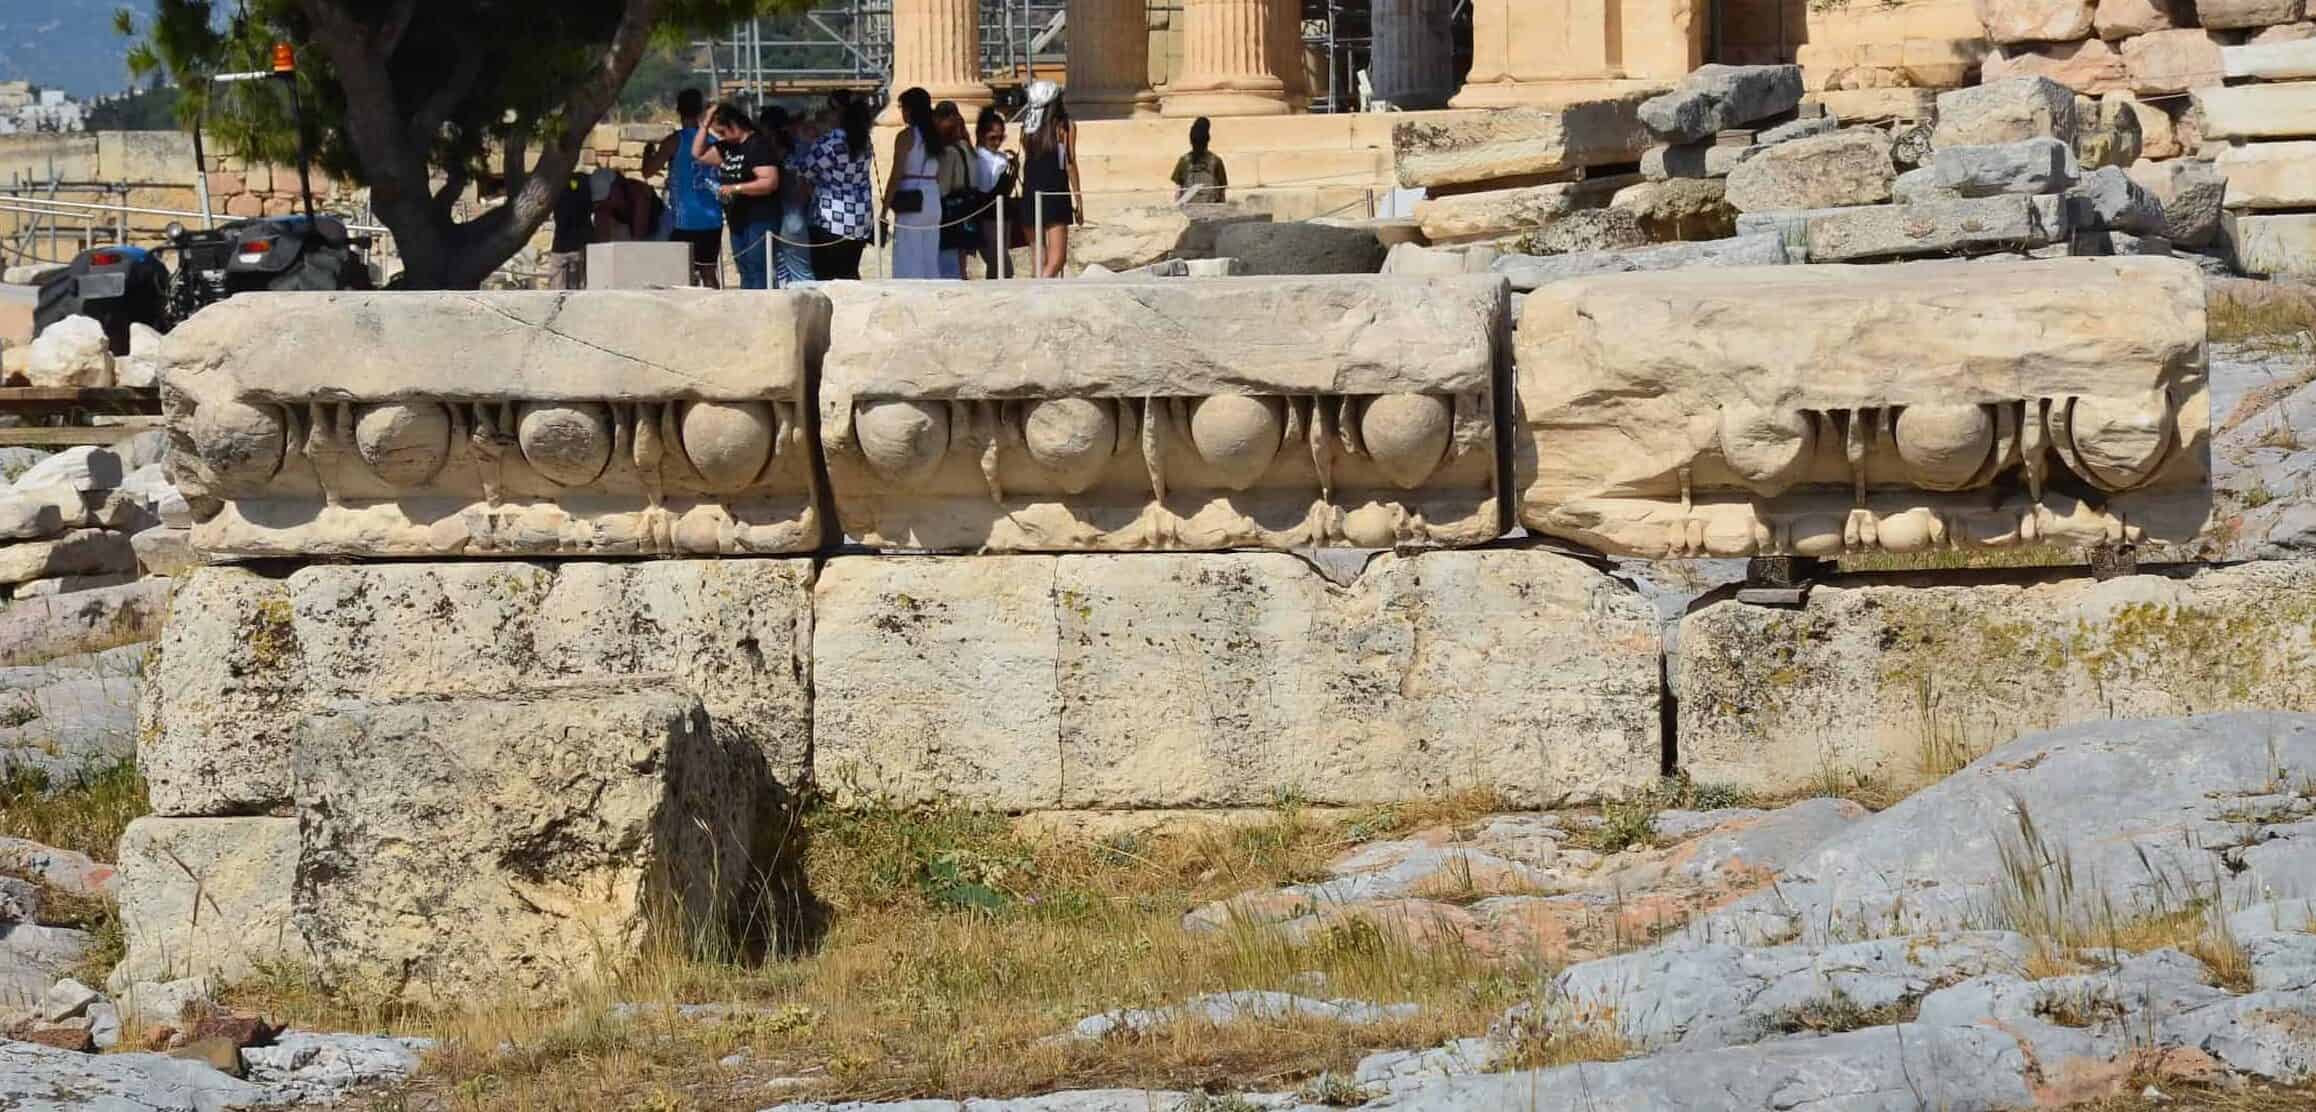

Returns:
1034,190,1044,277
286,76,318,223
191,124,215,229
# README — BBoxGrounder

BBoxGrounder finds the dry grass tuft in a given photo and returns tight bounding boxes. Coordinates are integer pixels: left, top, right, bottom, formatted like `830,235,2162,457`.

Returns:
229,799,1555,1110
0,759,148,861
1991,801,2254,992
1495,1023,1632,1072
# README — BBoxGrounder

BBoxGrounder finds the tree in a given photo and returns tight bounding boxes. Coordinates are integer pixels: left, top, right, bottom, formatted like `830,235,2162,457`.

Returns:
120,0,797,289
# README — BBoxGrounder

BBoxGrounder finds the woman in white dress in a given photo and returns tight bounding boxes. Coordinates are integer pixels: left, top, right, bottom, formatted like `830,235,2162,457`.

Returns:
883,87,945,279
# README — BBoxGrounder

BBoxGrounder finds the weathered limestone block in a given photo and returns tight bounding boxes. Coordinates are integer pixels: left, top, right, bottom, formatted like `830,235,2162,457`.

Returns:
1931,137,2080,196
1678,562,2316,793
2121,159,2220,246
1491,234,1791,291
1639,65,1806,144
2080,93,2150,168
160,291,826,558
0,530,136,586
293,690,761,1003
1515,257,2212,560
1392,96,1656,189
1802,193,2070,261
140,560,814,816
1724,129,1896,213
2068,165,2168,234
2194,84,2316,139
2218,141,2316,209
2228,212,2316,276
1933,78,2081,149
2197,0,2305,29
110,817,298,989
1411,177,1630,244
2096,0,2181,38
2121,29,2230,95
0,578,168,667
1976,0,2096,44
818,278,1506,552
812,549,1664,810
1982,39,2130,95
2225,36,2316,78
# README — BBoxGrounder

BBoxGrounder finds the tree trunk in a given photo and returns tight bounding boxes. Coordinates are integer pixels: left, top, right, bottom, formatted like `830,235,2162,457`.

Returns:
299,0,664,290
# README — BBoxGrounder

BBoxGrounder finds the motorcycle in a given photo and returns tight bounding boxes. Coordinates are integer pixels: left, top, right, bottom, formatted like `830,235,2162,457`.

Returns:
33,214,375,356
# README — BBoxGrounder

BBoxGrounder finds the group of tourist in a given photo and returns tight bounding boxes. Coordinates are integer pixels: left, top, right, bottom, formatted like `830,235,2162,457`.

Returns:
876,79,1087,281
550,81,1233,289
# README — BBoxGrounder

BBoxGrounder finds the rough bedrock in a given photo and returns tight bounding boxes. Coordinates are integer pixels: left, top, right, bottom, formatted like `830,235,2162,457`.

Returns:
1677,562,2316,793
1514,257,2212,561
816,277,1508,553
109,817,298,990
290,690,763,1003
810,549,1664,812
1697,711,2316,946
1392,94,1657,189
139,560,814,816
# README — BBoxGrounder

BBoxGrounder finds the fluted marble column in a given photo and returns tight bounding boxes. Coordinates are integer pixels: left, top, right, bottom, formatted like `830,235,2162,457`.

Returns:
881,0,991,124
1068,0,1159,118
1271,0,1310,111
1162,0,1290,117
1370,0,1455,110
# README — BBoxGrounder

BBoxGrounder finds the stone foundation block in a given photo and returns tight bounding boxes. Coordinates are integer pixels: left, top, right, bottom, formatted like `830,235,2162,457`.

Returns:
292,690,763,1003
812,549,1664,811
140,560,814,816
110,817,298,990
1676,562,2316,793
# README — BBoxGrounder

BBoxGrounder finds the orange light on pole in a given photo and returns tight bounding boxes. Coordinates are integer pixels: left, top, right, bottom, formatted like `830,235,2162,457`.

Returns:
271,42,296,74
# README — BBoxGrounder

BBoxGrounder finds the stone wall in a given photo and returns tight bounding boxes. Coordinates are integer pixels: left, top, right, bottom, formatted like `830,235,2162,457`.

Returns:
125,265,2257,999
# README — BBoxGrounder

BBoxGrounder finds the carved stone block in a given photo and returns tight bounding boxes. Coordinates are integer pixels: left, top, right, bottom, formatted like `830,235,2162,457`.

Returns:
819,277,1509,552
812,549,1664,810
161,291,826,558
1515,257,2212,560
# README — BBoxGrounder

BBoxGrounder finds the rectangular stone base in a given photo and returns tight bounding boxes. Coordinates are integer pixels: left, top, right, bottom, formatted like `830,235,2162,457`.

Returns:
811,549,1665,811
142,560,815,817
115,689,770,1003
1676,562,2316,793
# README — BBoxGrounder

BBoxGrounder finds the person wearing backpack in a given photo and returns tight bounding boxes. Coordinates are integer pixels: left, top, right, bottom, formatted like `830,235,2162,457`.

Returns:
1171,118,1228,206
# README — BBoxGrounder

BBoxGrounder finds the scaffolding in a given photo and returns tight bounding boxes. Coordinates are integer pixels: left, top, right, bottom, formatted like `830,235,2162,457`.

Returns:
698,1,1412,114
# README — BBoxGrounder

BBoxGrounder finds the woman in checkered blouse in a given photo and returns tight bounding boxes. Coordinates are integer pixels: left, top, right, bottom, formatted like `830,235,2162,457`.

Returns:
802,98,877,281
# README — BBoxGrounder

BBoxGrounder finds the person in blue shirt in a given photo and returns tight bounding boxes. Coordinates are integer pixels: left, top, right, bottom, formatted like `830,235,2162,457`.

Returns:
646,89,728,287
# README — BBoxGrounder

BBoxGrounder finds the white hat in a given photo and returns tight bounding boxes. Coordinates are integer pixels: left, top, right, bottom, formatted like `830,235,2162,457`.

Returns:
588,167,617,204
1021,80,1061,135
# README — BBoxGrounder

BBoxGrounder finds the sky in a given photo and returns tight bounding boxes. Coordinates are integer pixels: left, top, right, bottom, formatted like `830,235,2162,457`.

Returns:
0,0,157,98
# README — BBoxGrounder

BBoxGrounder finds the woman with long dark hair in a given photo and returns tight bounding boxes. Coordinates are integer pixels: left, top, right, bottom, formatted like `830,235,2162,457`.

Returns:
1018,80,1081,278
802,97,876,280
690,103,780,290
883,87,945,279
971,106,1018,279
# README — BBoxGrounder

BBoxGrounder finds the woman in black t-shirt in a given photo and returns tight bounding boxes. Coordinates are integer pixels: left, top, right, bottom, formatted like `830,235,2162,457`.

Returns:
691,104,781,289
